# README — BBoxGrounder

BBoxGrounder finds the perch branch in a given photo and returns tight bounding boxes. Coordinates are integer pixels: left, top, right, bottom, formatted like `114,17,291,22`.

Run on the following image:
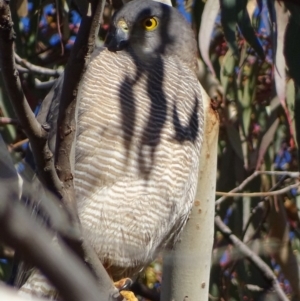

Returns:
215,215,289,301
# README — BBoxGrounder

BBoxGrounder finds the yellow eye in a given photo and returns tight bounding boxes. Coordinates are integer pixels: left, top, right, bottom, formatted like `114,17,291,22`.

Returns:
142,17,158,31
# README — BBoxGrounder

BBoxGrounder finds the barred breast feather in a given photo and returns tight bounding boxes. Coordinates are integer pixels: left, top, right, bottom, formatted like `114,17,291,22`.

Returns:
75,47,204,279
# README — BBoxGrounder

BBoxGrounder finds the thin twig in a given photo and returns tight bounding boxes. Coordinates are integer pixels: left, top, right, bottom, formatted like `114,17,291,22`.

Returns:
34,78,56,90
215,170,299,206
242,175,289,242
54,0,64,56
215,215,289,301
0,117,19,126
0,0,63,200
216,182,299,198
15,53,62,76
9,138,29,151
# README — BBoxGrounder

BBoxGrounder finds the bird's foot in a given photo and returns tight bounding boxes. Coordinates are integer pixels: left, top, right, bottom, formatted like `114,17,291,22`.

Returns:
114,278,138,301
119,290,138,301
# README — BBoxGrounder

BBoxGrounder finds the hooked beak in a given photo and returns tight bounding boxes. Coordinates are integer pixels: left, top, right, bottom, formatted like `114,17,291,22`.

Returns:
105,28,129,52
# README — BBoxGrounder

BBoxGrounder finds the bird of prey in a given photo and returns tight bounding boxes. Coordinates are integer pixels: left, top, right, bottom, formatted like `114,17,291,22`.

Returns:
18,0,204,298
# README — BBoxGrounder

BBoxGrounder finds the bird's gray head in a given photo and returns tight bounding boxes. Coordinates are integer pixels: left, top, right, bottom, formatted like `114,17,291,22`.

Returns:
105,0,197,69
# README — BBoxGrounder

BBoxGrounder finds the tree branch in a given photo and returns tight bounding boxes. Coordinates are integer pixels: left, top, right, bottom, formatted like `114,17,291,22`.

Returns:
0,0,117,297
215,215,289,301
215,170,299,206
0,0,63,201
215,182,299,198
54,0,105,222
50,0,116,288
0,117,19,126
161,84,219,301
14,53,62,77
0,195,120,301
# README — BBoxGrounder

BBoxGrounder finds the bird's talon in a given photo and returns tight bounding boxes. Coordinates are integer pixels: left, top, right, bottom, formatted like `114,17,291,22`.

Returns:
114,278,133,291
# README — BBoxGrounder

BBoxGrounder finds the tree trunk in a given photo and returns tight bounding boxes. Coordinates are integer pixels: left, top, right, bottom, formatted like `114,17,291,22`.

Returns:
161,86,219,301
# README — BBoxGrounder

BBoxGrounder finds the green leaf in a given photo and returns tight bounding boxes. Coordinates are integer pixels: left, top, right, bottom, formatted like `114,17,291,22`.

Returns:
220,49,237,98
226,124,244,161
274,2,289,106
256,118,280,170
220,0,239,57
237,7,264,59
286,79,297,147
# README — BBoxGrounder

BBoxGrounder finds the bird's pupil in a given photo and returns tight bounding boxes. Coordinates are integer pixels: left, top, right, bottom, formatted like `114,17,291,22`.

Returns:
146,19,153,27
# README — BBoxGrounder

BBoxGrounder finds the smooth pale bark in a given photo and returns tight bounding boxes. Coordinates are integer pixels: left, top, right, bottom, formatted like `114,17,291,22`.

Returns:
161,86,219,301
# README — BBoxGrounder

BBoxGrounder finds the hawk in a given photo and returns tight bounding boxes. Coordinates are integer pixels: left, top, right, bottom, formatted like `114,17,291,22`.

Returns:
18,0,204,298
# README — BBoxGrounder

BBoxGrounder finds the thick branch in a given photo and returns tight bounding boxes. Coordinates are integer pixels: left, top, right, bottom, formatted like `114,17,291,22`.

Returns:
52,0,116,290
215,215,289,301
54,0,105,221
0,196,119,301
161,84,218,301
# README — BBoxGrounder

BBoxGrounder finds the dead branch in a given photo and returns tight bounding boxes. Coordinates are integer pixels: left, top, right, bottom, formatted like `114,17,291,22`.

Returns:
0,0,63,202
241,175,289,242
0,116,19,126
14,53,62,76
216,182,299,198
215,170,299,206
215,215,289,301
34,78,56,90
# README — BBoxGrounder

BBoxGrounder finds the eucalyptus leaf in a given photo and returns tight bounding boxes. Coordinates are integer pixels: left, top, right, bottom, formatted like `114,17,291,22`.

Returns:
198,0,220,75
274,1,289,106
226,124,244,161
237,7,264,59
220,49,237,98
220,0,239,57
256,118,279,170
